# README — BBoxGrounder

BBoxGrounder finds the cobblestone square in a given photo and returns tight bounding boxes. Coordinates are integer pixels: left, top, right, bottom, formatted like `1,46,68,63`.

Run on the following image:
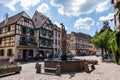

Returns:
0,56,120,80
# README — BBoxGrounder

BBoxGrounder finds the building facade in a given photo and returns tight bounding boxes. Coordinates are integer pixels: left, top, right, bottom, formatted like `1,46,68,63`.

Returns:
0,11,37,59
67,32,96,56
32,11,54,58
53,24,61,57
111,0,120,30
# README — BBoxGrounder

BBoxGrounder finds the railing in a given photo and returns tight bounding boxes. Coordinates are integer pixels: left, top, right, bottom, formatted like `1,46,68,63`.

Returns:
19,41,37,46
19,41,27,45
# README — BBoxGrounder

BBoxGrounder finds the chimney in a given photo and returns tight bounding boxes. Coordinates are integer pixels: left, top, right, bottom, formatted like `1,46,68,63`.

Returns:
5,13,8,25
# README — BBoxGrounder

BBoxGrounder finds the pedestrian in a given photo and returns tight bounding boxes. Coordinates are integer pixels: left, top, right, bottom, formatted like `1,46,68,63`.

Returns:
18,52,22,61
8,54,15,65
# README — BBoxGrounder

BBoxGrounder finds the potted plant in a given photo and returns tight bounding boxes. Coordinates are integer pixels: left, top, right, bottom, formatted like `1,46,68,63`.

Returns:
0,63,22,75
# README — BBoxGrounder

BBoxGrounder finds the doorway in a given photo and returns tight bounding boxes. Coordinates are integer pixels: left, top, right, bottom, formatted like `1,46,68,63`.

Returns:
23,49,27,61
29,50,33,59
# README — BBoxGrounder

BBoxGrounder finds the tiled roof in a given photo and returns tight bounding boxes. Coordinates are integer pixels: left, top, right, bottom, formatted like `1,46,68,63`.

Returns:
0,11,25,28
32,11,48,29
71,32,92,40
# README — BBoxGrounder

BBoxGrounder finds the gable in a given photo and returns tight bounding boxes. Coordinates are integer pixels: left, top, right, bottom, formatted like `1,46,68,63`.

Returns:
32,11,47,29
23,12,31,19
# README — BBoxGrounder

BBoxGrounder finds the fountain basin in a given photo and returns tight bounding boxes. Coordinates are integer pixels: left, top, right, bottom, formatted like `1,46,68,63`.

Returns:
45,59,85,73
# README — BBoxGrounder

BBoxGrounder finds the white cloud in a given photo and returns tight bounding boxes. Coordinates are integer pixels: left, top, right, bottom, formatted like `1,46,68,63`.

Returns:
20,0,41,10
54,22,61,28
0,0,19,11
74,17,95,30
99,13,114,21
54,22,68,30
0,0,41,11
96,0,109,12
37,3,49,13
50,0,110,17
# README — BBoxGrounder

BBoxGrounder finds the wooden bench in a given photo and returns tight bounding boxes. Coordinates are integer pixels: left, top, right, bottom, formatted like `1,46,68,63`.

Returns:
35,63,61,76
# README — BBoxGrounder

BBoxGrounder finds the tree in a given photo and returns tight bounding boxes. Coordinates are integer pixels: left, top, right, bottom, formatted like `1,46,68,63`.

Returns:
91,29,112,60
99,29,112,59
108,31,120,64
91,32,104,60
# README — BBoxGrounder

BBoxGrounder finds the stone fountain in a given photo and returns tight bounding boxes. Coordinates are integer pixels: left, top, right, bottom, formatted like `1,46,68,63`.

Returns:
61,23,67,60
44,23,85,73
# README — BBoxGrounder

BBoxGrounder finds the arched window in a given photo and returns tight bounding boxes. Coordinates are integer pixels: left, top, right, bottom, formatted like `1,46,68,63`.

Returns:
7,49,12,56
0,49,4,56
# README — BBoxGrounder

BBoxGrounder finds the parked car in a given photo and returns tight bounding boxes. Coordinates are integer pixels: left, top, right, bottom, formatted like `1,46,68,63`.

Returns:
96,52,101,57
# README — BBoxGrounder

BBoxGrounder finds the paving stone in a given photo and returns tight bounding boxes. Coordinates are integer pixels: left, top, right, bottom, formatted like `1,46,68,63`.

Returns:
1,56,120,80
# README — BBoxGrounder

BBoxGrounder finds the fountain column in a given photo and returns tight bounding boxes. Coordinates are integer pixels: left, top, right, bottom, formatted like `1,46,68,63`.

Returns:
60,23,67,60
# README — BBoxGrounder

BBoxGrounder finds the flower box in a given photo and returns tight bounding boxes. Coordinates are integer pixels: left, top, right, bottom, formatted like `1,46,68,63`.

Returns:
0,66,22,76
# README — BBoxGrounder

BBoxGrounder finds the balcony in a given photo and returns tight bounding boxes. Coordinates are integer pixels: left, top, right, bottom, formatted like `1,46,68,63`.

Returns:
19,41,27,45
19,40,37,46
28,42,37,46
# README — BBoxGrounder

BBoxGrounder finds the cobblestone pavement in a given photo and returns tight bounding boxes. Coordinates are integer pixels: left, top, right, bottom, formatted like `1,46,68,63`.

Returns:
0,56,120,80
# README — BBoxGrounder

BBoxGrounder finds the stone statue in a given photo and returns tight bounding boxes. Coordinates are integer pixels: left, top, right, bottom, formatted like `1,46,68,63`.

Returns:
60,23,67,60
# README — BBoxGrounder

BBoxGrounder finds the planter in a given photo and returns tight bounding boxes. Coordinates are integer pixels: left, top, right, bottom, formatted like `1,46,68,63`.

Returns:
0,66,22,76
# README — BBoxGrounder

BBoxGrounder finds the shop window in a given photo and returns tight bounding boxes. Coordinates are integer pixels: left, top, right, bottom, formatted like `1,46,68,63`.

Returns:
0,49,4,56
29,50,33,57
7,49,12,56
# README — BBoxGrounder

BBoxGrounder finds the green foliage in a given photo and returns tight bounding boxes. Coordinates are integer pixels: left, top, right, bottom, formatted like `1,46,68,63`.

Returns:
108,32,118,54
91,32,102,48
91,29,112,50
0,62,20,69
91,29,112,60
108,31,119,63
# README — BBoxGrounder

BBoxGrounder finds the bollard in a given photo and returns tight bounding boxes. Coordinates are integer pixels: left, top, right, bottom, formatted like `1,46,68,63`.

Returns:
55,65,61,76
35,62,39,69
91,64,95,70
84,63,89,73
36,64,41,74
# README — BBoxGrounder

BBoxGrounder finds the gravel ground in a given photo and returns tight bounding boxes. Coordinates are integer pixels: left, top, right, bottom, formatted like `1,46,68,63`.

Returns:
0,56,120,80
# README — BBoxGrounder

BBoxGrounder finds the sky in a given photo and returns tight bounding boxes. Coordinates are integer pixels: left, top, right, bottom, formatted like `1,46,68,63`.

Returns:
0,0,115,36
